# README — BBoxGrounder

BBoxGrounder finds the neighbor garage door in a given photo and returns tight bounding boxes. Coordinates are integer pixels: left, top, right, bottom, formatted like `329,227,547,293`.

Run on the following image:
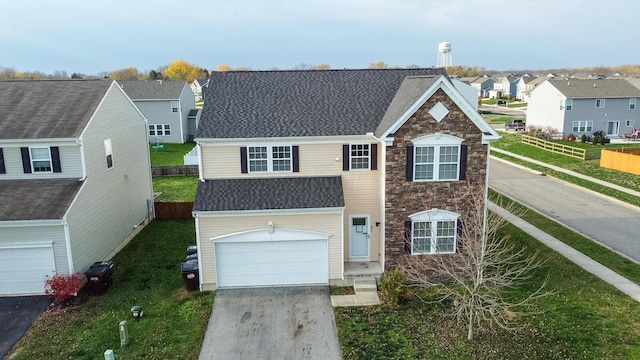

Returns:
0,245,56,295
215,239,328,288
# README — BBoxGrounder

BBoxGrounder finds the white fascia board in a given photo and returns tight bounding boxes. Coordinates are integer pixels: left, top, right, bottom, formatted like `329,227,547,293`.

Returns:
196,134,377,147
0,138,79,146
0,219,64,228
379,76,500,144
193,206,345,218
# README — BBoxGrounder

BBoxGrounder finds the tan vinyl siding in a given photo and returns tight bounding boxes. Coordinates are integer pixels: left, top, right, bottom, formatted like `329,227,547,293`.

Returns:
342,170,382,261
197,211,343,290
65,83,154,273
0,143,83,180
0,225,69,275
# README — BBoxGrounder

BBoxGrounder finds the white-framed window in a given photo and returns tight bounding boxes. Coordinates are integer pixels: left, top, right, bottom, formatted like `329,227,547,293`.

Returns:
572,121,593,132
248,145,292,173
413,134,462,181
350,144,370,170
149,124,171,136
565,99,573,111
104,139,113,169
410,209,459,255
630,98,636,110
171,101,179,113
595,99,605,108
30,147,52,172
626,120,635,127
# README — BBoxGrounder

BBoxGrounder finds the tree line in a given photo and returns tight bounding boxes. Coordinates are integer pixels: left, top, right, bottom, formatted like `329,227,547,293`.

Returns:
2,61,640,82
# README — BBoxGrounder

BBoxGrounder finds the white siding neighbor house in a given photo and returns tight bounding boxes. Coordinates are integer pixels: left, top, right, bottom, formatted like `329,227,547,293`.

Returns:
120,80,199,143
527,78,640,138
0,80,154,296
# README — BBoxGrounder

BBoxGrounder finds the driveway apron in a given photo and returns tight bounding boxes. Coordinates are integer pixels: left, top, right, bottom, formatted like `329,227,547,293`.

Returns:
199,286,341,360
0,296,50,359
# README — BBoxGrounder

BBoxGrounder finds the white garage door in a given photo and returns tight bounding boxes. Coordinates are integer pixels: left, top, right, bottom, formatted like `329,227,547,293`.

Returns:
215,239,328,288
0,245,56,295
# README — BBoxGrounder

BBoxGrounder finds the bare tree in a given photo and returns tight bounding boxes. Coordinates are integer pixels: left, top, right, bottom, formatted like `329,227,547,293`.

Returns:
400,182,549,341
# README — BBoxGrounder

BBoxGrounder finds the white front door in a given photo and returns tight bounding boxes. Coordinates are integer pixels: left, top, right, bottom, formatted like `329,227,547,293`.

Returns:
349,216,370,261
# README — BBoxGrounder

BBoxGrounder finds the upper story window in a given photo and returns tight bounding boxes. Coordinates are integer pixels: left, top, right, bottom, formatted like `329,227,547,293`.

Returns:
350,144,370,170
343,143,377,171
20,146,61,174
171,101,179,113
595,99,605,108
565,99,573,111
408,209,459,255
245,145,292,173
104,139,113,169
630,98,636,110
410,134,464,182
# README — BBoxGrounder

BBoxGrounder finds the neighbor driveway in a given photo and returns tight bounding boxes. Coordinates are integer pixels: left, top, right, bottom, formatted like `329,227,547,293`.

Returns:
198,286,341,360
0,296,50,359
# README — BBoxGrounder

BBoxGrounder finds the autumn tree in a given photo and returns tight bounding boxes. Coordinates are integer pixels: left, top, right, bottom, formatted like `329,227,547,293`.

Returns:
109,67,144,80
368,61,389,69
216,63,232,72
165,60,203,82
400,182,549,341
314,63,331,70
235,67,251,71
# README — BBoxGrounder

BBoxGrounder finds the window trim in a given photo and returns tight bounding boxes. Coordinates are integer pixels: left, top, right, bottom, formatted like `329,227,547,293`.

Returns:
171,101,179,113
630,98,636,110
349,143,370,170
572,121,593,132
412,134,463,182
565,99,573,111
104,139,113,169
595,99,605,108
247,145,293,173
30,147,53,173
409,209,459,255
625,119,635,127
149,124,171,136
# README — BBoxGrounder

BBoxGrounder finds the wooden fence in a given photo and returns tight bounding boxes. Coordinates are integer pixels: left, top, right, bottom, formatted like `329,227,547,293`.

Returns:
154,202,194,220
151,165,199,177
600,148,640,175
521,135,586,160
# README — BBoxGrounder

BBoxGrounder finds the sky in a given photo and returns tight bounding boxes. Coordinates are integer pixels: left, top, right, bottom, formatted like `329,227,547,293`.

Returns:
1,0,638,75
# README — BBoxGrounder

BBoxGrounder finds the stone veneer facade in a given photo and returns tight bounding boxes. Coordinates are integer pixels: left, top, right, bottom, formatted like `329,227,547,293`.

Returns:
384,88,488,269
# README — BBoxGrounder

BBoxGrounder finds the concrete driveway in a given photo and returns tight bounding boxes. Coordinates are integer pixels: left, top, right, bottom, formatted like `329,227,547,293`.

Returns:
0,296,50,359
199,286,341,360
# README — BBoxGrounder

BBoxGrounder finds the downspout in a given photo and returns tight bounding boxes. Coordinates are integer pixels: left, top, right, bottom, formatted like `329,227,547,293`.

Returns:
194,214,204,291
62,218,75,274
77,138,87,181
197,142,204,181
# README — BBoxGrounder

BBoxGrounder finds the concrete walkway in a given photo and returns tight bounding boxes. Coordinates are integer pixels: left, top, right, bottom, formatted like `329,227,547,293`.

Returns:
331,277,381,307
490,202,640,303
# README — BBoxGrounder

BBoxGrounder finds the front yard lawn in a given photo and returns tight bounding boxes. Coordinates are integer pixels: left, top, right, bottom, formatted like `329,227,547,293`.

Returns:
336,222,640,359
8,220,214,360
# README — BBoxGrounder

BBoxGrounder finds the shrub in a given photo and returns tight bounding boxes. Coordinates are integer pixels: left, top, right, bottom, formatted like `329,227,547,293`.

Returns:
44,273,82,303
600,135,607,145
566,134,576,142
592,136,598,145
379,267,407,306
581,134,587,143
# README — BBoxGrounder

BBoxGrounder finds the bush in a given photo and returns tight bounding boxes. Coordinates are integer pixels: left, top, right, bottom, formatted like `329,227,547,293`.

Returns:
379,267,406,306
600,135,607,145
566,134,576,142
592,136,598,145
581,134,587,143
44,273,82,303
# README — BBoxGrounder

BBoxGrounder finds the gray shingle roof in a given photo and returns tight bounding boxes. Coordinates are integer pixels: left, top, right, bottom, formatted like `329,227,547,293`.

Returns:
0,179,83,220
375,75,441,137
0,80,112,139
118,80,187,100
194,176,345,212
197,68,447,139
549,78,640,98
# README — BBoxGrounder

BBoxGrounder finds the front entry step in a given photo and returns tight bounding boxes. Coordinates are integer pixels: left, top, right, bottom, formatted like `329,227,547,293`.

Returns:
332,276,380,307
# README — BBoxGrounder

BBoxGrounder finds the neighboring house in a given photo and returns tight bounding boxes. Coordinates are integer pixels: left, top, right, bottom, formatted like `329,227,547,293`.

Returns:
119,80,199,143
190,79,208,101
0,80,155,296
628,77,640,91
490,76,519,99
526,78,640,137
516,76,551,102
192,69,499,290
471,76,496,98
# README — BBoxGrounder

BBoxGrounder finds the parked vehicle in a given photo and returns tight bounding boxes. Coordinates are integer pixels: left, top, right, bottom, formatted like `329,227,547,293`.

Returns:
505,119,526,131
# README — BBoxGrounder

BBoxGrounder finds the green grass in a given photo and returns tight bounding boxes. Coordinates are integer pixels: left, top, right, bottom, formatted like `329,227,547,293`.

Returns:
153,176,199,202
9,220,214,360
483,115,514,124
336,222,640,359
507,102,527,108
149,142,197,166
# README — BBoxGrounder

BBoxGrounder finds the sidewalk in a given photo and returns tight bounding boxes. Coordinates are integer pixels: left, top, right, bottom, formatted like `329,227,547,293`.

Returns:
489,202,640,303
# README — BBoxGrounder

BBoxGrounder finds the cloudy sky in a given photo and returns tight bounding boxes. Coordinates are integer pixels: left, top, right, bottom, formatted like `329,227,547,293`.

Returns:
1,0,637,75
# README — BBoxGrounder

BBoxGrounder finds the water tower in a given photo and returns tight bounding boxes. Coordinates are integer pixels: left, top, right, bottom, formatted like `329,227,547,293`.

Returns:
436,41,452,67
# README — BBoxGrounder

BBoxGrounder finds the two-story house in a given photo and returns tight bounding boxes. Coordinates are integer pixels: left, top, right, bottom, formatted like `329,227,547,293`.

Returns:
516,76,551,102
190,79,208,102
526,78,640,137
119,80,199,143
192,69,499,290
0,80,155,296
489,76,519,99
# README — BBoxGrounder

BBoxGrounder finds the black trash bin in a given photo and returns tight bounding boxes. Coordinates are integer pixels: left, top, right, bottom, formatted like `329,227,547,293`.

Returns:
85,265,112,296
180,261,199,292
